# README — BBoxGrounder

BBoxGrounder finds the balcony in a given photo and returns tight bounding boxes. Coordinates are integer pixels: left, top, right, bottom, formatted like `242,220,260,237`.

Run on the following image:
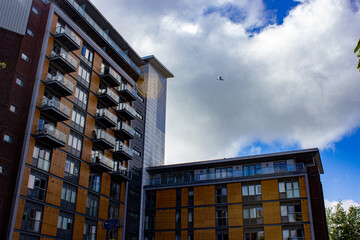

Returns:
95,108,117,128
97,87,119,107
116,103,136,120
50,48,78,73
111,163,131,181
113,141,133,160
45,72,74,96
41,97,71,121
93,129,115,149
90,151,114,172
35,124,67,148
114,121,135,139
117,83,137,102
147,164,306,186
54,25,81,51
100,66,121,87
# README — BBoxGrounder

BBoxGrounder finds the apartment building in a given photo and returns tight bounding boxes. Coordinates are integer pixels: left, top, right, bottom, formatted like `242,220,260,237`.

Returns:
143,148,329,240
0,0,173,239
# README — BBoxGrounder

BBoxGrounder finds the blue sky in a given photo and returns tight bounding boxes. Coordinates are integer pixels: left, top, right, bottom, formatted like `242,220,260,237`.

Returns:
93,0,360,206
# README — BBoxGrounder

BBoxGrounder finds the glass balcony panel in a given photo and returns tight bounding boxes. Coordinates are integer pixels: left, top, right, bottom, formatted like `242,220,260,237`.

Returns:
115,122,135,139
114,141,134,157
46,72,75,94
94,129,115,145
55,25,81,48
98,87,119,104
41,96,71,120
36,124,68,144
96,108,117,125
51,48,78,69
90,151,114,169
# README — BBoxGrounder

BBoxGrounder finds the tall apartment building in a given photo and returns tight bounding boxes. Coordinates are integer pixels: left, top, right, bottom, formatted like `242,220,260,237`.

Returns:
143,148,328,240
0,0,173,239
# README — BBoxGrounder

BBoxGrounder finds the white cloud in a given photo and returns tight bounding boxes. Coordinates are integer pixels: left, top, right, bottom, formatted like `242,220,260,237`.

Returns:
91,0,360,164
325,199,360,212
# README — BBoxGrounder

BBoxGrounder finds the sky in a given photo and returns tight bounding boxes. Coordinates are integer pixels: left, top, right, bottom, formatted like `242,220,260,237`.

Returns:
91,0,360,208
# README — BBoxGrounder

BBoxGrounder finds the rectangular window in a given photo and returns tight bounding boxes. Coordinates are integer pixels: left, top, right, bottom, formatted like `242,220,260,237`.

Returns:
64,156,80,183
215,184,227,204
243,205,263,225
27,171,47,201
280,202,302,222
135,129,142,138
136,111,143,120
74,85,88,110
175,209,181,229
145,191,156,208
244,230,264,240
3,134,13,143
32,6,39,15
279,178,300,199
21,53,29,62
145,214,155,230
0,166,7,175
16,78,24,87
188,187,194,206
61,184,77,204
9,104,18,114
215,167,233,179
243,164,261,176
108,204,119,219
22,202,43,232
77,64,91,88
32,145,51,172
216,207,228,226
110,181,121,200
282,228,304,240
81,44,93,67
242,182,262,202
84,222,97,240
57,214,73,231
216,229,229,240
137,93,144,102
68,131,82,157
89,171,101,193
27,28,35,37
133,148,141,157
86,194,99,217
71,107,86,133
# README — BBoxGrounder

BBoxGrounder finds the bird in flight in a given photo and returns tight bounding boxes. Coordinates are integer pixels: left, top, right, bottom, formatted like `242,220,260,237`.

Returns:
217,76,224,81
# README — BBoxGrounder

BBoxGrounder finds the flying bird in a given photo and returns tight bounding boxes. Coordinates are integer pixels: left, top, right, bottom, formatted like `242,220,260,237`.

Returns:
217,76,224,81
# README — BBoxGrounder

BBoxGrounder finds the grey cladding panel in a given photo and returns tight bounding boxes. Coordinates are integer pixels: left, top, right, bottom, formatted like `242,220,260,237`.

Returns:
0,0,33,35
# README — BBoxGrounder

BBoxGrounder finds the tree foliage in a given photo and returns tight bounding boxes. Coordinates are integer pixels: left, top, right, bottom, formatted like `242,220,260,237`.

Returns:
0,62,6,69
326,201,360,240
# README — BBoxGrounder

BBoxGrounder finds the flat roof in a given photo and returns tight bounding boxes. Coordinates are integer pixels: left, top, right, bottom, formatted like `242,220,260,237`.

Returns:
147,148,323,174
142,55,174,78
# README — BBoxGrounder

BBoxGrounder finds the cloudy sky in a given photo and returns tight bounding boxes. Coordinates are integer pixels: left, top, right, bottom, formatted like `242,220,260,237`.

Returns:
91,0,360,206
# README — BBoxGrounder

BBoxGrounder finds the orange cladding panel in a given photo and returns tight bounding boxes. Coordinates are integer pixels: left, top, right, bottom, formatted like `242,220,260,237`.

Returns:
78,161,90,188
49,149,66,178
228,182,242,203
228,204,243,226
41,205,59,236
263,201,281,224
261,179,279,201
155,209,176,230
181,188,188,206
194,229,215,240
229,228,243,240
194,185,215,206
45,176,63,206
156,189,176,208
155,231,175,240
76,188,87,214
72,214,85,240
264,226,282,239
194,206,215,228
14,198,26,230
304,223,312,239
301,199,310,222
299,176,307,198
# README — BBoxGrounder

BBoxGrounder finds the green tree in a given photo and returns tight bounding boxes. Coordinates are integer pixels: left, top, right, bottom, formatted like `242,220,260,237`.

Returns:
326,201,360,240
0,62,5,69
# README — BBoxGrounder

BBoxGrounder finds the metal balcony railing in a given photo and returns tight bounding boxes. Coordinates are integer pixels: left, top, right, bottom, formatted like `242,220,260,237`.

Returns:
90,151,114,170
101,66,121,85
55,25,81,47
36,124,67,144
116,103,136,116
46,72,75,93
96,108,117,124
114,141,134,157
98,87,119,103
41,96,71,118
115,122,135,136
51,48,78,69
93,129,115,145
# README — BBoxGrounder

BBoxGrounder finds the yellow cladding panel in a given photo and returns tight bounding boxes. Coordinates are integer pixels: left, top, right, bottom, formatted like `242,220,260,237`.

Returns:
41,206,59,236
155,231,175,240
194,185,215,206
13,231,20,240
155,209,176,230
194,206,215,228
156,189,176,208
101,172,111,196
304,223,312,240
98,196,109,220
21,166,31,196
299,176,307,198
78,161,90,188
50,14,58,35
15,198,26,230
181,188,188,206
301,199,310,222
120,182,126,202
181,208,188,229
228,204,243,226
263,201,281,224
76,188,87,214
97,221,106,239
45,176,63,206
181,231,188,240
72,214,85,240
229,228,243,240
194,229,215,240
264,226,282,239
81,138,93,163
261,179,279,200
49,149,66,178
228,182,242,203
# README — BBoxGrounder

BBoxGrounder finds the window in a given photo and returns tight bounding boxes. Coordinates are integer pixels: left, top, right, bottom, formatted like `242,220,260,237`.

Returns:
32,6,39,15
27,171,47,201
215,167,233,179
216,229,229,240
84,222,97,240
282,228,304,240
74,85,88,110
68,131,82,157
107,229,118,240
243,205,263,225
86,194,99,217
215,184,227,204
243,164,262,176
188,231,194,240
71,107,86,133
64,156,80,183
10,104,18,114
175,231,181,240
175,209,181,229
136,111,143,120
145,214,155,230
134,129,142,138
57,212,73,239
21,53,29,62
61,184,77,204
110,181,121,200
89,171,101,193
279,178,300,199
108,204,119,219
133,148,141,157
77,64,91,88
280,202,302,222
0,166,6,175
16,78,24,87
22,202,43,232
27,28,34,37
216,207,228,226
81,44,93,66
244,230,264,240
188,208,194,229
242,182,262,201
3,133,13,143
146,191,156,208
188,187,194,206
32,145,51,172
137,93,144,102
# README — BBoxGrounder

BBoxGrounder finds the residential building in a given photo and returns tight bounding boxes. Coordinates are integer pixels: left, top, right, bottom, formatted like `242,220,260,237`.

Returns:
0,0,173,239
143,148,329,240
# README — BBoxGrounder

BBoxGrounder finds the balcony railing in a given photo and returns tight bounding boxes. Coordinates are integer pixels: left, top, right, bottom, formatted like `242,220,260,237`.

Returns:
46,72,75,96
114,141,134,158
93,129,115,149
54,25,81,50
35,124,67,145
116,103,136,120
100,66,121,86
90,151,114,170
50,48,78,72
147,164,305,186
112,164,132,180
118,83,137,101
41,96,71,120
115,121,135,138
95,108,117,127
98,87,119,106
